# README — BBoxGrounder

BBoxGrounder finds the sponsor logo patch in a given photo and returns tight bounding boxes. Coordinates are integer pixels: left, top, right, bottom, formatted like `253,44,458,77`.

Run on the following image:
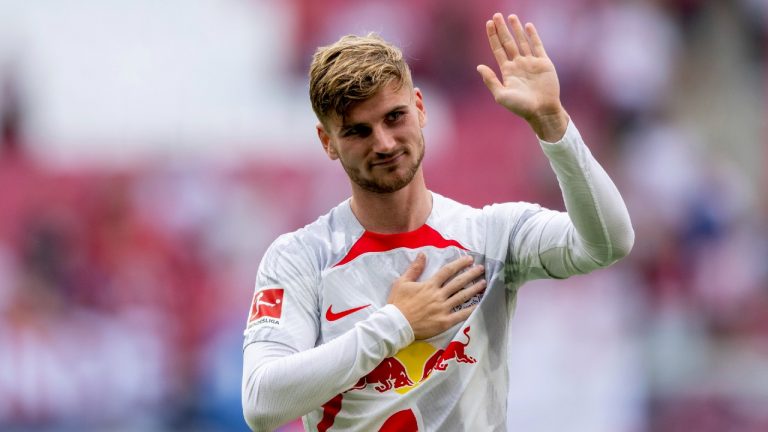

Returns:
248,288,284,327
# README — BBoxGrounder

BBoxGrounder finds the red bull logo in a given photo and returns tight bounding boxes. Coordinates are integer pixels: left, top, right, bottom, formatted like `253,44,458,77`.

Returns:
349,326,476,395
380,409,418,431
421,326,476,380
350,357,414,392
320,328,475,431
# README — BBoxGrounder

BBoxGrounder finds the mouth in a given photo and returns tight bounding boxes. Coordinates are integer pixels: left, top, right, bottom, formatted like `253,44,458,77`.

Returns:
371,152,405,167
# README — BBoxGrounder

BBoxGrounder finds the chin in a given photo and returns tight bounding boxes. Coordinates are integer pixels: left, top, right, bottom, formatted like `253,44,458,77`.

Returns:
358,174,413,194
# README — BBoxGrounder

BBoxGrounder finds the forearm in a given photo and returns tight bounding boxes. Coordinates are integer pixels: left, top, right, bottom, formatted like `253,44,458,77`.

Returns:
526,106,570,143
242,305,413,431
538,120,634,274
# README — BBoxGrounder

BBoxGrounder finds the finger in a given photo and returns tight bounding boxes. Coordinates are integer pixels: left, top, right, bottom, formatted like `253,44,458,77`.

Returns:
485,19,510,68
430,255,474,285
443,264,485,297
525,22,547,58
448,280,486,309
400,253,426,282
476,65,504,98
447,304,477,325
508,14,531,56
492,12,519,60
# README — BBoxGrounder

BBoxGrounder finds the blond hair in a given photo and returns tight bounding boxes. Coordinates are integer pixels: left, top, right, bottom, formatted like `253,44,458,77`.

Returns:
309,33,413,123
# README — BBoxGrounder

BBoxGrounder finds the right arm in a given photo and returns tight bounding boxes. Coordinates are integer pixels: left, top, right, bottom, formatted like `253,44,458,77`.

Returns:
242,249,485,431
242,305,412,431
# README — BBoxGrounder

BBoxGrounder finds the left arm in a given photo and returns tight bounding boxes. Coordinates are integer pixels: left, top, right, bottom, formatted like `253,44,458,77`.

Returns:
478,13,634,276
534,120,634,275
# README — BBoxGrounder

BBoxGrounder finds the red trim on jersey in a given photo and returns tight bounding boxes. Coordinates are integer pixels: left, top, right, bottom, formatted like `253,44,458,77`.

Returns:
318,393,343,432
334,224,467,267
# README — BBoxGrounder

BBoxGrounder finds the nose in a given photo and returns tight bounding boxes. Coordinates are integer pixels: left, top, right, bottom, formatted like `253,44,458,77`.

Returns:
371,126,397,155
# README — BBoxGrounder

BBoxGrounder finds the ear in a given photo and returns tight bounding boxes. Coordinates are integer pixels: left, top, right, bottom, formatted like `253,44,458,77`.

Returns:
414,87,427,128
317,123,339,160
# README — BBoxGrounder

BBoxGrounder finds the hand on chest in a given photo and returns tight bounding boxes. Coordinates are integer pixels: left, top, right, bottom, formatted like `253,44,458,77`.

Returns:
320,248,483,337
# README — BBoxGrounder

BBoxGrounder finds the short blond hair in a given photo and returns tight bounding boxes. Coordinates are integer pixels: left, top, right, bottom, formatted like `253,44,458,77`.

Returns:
309,33,413,123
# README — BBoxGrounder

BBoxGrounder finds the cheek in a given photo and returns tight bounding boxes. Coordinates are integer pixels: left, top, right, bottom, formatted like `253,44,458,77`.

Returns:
338,144,366,162
394,120,421,140
405,125,424,144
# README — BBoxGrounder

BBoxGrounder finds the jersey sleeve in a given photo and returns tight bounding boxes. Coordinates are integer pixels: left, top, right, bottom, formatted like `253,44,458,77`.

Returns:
485,120,634,282
243,234,321,352
241,235,415,431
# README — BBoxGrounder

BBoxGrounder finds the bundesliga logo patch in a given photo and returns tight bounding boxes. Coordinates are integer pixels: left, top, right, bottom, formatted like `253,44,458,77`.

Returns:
248,288,284,327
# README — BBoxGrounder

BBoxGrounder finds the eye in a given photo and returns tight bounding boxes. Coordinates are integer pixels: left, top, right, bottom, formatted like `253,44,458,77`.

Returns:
386,111,405,123
343,126,370,138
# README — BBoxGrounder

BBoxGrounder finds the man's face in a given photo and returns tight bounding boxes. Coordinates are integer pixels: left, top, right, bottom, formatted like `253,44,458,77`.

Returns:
318,82,427,194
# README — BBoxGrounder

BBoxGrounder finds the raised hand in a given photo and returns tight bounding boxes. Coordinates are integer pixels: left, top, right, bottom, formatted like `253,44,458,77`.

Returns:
387,254,486,340
477,13,569,141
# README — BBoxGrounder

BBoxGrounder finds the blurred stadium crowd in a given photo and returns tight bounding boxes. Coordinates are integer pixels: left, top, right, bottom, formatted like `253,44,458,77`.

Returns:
0,0,765,431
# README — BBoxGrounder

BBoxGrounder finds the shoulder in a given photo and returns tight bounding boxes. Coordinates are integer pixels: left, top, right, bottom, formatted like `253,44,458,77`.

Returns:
430,192,480,220
261,200,362,274
482,200,545,220
430,191,545,224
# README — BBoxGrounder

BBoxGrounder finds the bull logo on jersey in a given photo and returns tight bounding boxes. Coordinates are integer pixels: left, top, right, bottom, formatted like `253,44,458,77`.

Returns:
420,327,476,380
349,326,476,394
320,328,475,431
350,358,414,392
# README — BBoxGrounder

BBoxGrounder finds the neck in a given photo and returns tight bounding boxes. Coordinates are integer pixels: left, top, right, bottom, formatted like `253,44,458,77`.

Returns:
349,171,431,234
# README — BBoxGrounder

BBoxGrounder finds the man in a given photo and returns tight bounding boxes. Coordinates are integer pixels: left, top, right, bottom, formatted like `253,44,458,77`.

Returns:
242,13,634,431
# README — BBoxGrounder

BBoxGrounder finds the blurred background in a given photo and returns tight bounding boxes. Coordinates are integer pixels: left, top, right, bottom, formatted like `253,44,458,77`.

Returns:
0,0,765,431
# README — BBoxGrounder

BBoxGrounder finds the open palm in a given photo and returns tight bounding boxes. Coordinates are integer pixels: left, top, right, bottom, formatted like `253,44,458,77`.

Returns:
477,14,562,121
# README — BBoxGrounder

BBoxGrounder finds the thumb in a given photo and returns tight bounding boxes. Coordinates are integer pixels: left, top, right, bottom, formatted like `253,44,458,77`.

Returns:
400,252,426,282
476,65,503,97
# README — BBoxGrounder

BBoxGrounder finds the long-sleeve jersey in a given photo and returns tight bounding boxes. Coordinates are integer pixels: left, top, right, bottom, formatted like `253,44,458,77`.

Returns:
241,120,634,431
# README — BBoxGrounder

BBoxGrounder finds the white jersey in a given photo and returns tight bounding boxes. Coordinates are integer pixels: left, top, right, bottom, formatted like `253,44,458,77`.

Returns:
242,121,634,431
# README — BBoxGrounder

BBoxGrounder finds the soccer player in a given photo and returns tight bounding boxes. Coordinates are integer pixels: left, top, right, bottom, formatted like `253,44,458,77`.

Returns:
242,13,634,431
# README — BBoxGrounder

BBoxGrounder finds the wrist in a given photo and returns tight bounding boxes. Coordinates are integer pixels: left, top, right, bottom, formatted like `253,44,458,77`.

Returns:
527,106,569,142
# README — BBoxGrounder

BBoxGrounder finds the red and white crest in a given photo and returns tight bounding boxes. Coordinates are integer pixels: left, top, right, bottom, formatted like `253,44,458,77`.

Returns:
248,288,284,326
